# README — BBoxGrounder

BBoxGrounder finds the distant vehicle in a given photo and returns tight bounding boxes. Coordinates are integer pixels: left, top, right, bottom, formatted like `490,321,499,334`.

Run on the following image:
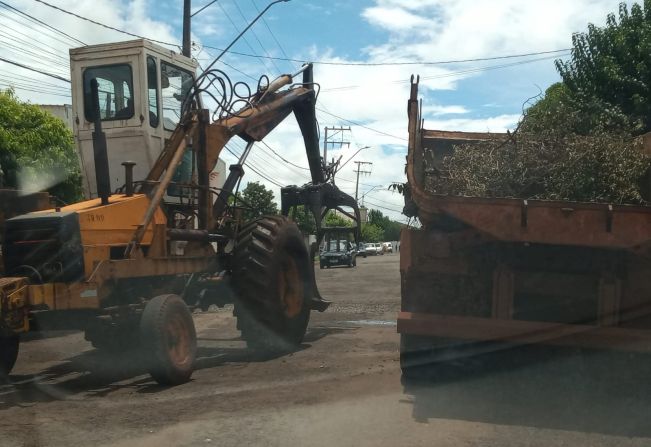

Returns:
383,242,393,253
320,240,357,268
356,242,367,258
375,243,385,255
364,243,379,256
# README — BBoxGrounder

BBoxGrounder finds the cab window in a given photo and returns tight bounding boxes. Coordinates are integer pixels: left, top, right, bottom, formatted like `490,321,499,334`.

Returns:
161,62,193,131
147,56,159,128
83,64,134,121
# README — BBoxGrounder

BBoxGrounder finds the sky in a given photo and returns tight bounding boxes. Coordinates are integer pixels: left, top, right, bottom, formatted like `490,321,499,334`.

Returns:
0,0,633,222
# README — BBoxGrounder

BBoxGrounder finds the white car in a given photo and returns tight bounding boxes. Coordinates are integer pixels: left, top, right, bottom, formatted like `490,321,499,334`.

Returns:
383,242,393,253
364,243,382,256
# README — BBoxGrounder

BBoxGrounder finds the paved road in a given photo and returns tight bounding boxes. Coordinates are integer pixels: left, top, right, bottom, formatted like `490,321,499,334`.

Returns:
2,253,651,446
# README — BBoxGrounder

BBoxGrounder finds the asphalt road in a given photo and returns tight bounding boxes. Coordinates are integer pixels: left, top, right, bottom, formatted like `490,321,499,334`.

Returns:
2,253,651,446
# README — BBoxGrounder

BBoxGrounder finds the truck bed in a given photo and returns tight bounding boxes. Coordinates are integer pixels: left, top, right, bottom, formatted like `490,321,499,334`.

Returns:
399,77,651,356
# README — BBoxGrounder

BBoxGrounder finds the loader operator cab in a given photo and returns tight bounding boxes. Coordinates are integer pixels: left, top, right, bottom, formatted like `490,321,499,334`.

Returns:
70,39,224,200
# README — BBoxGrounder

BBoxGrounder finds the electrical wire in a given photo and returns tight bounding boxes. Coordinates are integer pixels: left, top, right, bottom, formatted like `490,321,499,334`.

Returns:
321,54,568,93
216,0,274,75
29,1,571,69
32,0,177,49
250,0,296,72
315,107,407,142
363,198,403,214
259,140,310,171
231,0,282,74
1,0,85,45
0,56,70,83
200,45,571,67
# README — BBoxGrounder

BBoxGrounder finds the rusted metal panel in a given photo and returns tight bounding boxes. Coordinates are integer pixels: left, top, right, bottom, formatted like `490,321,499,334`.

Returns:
397,311,651,352
413,195,651,252
405,79,651,252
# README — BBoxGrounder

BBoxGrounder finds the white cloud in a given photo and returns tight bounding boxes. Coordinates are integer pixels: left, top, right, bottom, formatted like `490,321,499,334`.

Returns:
362,6,431,32
0,0,634,224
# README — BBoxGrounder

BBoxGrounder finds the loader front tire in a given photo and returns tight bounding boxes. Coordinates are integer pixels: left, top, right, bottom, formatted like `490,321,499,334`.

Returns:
0,335,19,377
233,216,311,353
140,294,196,385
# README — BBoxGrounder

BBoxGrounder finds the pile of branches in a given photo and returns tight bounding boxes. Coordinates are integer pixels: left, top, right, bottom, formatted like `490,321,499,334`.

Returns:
425,131,651,204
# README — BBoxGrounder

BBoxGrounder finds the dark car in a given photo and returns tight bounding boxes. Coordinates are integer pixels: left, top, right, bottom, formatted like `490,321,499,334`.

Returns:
320,240,357,268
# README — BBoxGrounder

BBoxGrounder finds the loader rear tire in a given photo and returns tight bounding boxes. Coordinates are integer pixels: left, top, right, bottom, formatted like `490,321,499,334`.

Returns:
232,216,311,353
140,294,196,385
0,335,19,377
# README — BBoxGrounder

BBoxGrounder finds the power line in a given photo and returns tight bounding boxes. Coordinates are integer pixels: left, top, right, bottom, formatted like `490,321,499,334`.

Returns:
0,1,85,45
258,141,310,171
322,54,568,93
29,0,570,70
363,198,403,214
32,0,177,48
231,0,282,74
251,0,295,72
191,0,220,17
200,44,571,67
316,107,407,142
0,56,70,83
215,0,274,75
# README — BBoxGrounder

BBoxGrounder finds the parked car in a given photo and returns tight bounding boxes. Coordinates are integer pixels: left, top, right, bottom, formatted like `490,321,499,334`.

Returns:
383,242,393,253
363,243,376,256
356,242,367,258
374,243,384,255
320,240,357,268
364,243,379,256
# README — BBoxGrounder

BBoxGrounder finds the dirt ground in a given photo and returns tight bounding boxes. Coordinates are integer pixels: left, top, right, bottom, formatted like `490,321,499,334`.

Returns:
2,253,651,446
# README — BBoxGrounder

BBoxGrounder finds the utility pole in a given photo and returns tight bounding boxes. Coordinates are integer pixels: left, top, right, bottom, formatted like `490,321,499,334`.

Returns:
323,126,351,167
353,161,373,202
182,0,191,57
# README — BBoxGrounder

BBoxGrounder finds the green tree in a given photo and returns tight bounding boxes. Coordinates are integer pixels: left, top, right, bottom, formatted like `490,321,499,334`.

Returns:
0,89,81,202
290,205,317,235
525,2,651,136
324,211,352,227
361,223,383,242
238,181,278,221
367,209,402,241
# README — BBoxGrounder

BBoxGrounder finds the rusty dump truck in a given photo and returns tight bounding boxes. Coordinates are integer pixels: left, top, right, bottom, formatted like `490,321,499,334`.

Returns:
399,77,651,375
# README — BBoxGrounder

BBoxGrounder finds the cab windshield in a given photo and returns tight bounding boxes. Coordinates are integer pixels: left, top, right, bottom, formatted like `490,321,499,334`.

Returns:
161,62,193,131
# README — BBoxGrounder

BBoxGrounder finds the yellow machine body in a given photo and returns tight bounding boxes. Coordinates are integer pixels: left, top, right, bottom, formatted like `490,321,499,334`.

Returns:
1,194,167,332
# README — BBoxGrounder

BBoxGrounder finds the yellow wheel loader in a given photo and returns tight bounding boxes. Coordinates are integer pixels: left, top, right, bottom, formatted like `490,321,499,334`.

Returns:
0,39,360,385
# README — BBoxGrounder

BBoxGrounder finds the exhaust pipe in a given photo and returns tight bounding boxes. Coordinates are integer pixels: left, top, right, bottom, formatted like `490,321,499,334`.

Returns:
90,78,111,205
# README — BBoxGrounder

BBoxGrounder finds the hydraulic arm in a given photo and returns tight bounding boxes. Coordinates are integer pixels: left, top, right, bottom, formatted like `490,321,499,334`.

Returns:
128,63,360,257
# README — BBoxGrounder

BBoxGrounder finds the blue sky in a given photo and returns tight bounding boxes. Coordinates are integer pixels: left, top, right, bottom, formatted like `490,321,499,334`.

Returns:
0,0,632,220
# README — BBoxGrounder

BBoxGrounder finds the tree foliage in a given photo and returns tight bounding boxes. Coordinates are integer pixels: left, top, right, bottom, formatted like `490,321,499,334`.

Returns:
324,211,353,228
361,223,383,242
430,2,651,204
0,90,81,202
367,209,402,241
238,181,278,221
525,2,651,136
290,205,316,235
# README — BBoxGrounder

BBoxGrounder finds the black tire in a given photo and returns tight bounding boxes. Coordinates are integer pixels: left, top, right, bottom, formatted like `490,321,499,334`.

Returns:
232,216,311,353
140,294,197,385
0,335,19,377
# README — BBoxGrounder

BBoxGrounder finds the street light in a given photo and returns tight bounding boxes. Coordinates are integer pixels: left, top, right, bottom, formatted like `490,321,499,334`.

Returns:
337,145,370,173
360,184,383,208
